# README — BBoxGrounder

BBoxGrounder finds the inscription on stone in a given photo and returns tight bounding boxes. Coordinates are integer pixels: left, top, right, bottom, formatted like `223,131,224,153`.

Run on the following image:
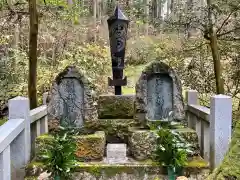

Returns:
58,78,84,127
147,74,173,120
47,66,98,130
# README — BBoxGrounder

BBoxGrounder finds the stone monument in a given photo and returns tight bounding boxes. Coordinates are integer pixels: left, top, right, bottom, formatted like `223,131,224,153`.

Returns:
135,60,184,122
47,66,98,128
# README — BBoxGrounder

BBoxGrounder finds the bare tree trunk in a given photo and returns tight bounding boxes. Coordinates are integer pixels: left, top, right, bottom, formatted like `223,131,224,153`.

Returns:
152,0,157,21
166,0,171,18
14,24,20,49
158,0,162,19
207,0,224,94
28,0,38,109
144,0,149,35
93,0,97,42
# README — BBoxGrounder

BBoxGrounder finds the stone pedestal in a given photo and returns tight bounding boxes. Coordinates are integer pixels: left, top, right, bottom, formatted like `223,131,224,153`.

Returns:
105,144,128,164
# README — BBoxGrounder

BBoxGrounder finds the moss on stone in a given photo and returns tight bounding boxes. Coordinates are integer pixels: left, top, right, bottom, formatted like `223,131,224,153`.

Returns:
97,95,135,119
24,176,38,180
76,163,161,178
35,132,106,161
85,119,139,143
186,156,209,168
25,158,209,179
35,134,54,161
207,120,240,180
129,127,200,160
75,131,106,161
25,161,46,177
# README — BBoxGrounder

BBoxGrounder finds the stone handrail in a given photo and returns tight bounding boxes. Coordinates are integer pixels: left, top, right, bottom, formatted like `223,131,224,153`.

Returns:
0,93,48,180
186,90,232,171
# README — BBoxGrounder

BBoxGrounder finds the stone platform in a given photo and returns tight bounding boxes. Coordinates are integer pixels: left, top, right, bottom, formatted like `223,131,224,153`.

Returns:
25,156,209,180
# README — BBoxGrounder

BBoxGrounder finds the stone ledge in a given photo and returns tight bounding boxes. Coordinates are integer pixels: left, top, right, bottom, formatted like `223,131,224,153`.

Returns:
25,157,209,180
98,95,135,119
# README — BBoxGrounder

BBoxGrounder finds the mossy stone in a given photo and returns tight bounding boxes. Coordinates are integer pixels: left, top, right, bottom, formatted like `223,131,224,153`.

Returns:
35,134,54,161
85,119,140,143
98,95,135,119
25,162,45,177
25,159,209,179
129,127,200,160
75,131,106,161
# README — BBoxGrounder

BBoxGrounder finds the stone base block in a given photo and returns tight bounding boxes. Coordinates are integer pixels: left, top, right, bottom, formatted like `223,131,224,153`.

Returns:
35,131,106,162
128,128,157,160
75,131,106,161
128,127,200,161
98,95,135,119
85,119,140,144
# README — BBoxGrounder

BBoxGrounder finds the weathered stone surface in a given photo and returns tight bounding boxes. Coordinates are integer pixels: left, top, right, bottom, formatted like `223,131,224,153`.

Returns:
85,119,139,144
25,162,45,177
147,73,173,120
25,158,209,180
47,66,98,128
35,131,106,162
98,95,134,119
128,128,157,160
75,131,106,161
135,60,185,123
128,127,200,160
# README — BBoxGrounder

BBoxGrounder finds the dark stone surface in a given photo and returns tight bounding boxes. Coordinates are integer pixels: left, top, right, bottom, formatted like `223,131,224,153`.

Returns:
47,66,98,128
147,73,173,120
135,60,185,123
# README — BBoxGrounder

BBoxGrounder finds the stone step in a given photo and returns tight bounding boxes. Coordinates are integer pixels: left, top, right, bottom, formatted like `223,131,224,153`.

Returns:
25,156,209,180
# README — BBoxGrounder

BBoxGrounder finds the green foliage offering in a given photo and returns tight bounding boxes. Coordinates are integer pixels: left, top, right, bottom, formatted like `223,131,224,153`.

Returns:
154,127,193,168
39,127,78,180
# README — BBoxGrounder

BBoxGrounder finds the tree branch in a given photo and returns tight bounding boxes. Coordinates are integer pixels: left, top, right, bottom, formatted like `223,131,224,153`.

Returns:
216,11,235,34
217,26,240,37
216,4,240,34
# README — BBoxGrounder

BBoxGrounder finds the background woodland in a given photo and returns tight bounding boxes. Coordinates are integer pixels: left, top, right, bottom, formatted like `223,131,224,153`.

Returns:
0,0,239,126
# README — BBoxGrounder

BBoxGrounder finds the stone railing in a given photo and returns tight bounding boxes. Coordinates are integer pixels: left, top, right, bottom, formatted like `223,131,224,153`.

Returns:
0,93,48,180
186,90,232,170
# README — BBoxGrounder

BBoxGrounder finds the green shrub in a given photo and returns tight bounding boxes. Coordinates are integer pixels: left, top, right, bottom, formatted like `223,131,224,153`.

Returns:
39,127,78,179
154,128,193,168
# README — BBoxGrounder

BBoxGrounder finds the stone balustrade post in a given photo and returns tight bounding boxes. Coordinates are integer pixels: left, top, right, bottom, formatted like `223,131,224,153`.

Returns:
186,90,198,128
8,96,31,179
42,92,49,134
209,94,232,170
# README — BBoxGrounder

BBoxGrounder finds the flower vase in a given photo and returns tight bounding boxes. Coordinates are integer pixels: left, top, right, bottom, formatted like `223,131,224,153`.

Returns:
54,175,60,180
167,166,177,180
